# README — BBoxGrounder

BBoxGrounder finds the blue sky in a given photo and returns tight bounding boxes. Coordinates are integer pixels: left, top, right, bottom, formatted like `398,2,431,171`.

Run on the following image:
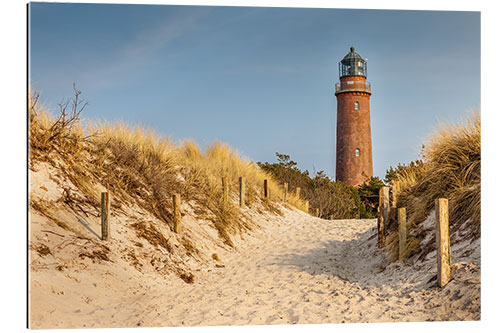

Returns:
28,2,480,180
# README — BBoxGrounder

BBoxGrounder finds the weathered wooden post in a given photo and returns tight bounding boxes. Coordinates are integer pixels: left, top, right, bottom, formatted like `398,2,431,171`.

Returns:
239,176,245,208
295,187,301,198
398,207,407,261
391,180,400,209
100,192,109,241
222,177,229,203
173,194,181,234
316,208,319,217
435,198,451,287
305,200,309,214
283,182,288,202
377,186,389,248
264,179,269,200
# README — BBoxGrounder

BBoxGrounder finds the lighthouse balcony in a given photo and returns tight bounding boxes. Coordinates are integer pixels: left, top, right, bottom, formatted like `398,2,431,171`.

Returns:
335,81,371,94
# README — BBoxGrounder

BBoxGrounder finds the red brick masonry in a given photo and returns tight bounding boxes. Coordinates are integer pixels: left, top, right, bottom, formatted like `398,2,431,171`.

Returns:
335,76,373,186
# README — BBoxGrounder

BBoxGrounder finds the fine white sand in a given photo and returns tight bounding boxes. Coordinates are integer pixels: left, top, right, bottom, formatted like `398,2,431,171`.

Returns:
28,163,480,329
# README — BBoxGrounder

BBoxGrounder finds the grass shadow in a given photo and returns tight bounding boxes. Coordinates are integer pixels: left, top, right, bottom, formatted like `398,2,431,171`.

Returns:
75,215,101,240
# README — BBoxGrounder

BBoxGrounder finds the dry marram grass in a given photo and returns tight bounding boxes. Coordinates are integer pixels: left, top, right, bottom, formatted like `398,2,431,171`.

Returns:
29,90,307,246
389,112,480,261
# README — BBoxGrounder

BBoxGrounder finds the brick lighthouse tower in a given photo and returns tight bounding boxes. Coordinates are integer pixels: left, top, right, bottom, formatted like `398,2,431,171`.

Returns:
335,46,373,186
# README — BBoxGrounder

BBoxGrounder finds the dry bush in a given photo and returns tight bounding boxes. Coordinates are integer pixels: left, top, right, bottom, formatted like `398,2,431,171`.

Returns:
392,112,480,261
308,180,358,219
29,86,88,164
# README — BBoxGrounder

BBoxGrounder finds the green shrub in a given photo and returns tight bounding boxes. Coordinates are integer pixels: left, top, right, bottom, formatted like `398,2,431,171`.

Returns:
258,153,381,219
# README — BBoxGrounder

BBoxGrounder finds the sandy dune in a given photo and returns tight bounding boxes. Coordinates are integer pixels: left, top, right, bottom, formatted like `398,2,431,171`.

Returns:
29,206,480,328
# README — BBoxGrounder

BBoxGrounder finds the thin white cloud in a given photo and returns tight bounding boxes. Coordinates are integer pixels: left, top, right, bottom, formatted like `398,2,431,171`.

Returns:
76,7,210,91
121,7,209,60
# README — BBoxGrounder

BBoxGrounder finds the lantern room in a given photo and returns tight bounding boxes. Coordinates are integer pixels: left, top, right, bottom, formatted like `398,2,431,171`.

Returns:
339,46,367,78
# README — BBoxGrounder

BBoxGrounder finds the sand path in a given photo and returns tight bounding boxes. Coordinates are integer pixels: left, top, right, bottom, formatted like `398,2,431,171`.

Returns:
163,212,382,326
30,209,479,328
100,209,477,327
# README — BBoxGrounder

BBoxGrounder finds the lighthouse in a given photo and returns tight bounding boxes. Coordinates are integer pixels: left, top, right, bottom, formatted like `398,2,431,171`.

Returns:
335,46,373,186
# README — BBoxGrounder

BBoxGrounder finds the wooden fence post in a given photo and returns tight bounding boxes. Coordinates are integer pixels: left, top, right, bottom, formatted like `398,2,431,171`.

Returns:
239,176,245,208
173,194,181,234
398,207,407,261
101,192,109,241
377,186,389,248
296,187,301,198
222,177,229,203
435,198,451,287
264,179,269,199
316,208,319,217
391,180,400,209
305,200,309,214
283,182,288,202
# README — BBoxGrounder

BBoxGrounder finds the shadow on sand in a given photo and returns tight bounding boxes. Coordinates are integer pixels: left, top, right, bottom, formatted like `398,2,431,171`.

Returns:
75,215,101,240
270,226,433,291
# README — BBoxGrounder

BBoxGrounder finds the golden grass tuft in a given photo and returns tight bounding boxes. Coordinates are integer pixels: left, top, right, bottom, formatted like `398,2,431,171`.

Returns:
285,192,309,213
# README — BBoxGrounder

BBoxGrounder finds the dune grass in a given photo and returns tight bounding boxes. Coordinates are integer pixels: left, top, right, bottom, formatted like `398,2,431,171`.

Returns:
29,90,305,246
387,112,480,261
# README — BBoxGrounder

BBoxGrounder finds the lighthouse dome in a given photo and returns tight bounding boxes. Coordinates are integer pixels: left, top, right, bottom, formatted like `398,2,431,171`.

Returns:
339,46,367,78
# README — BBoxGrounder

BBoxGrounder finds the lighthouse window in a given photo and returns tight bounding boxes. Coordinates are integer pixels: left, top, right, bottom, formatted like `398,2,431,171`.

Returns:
354,101,359,110
355,148,361,157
